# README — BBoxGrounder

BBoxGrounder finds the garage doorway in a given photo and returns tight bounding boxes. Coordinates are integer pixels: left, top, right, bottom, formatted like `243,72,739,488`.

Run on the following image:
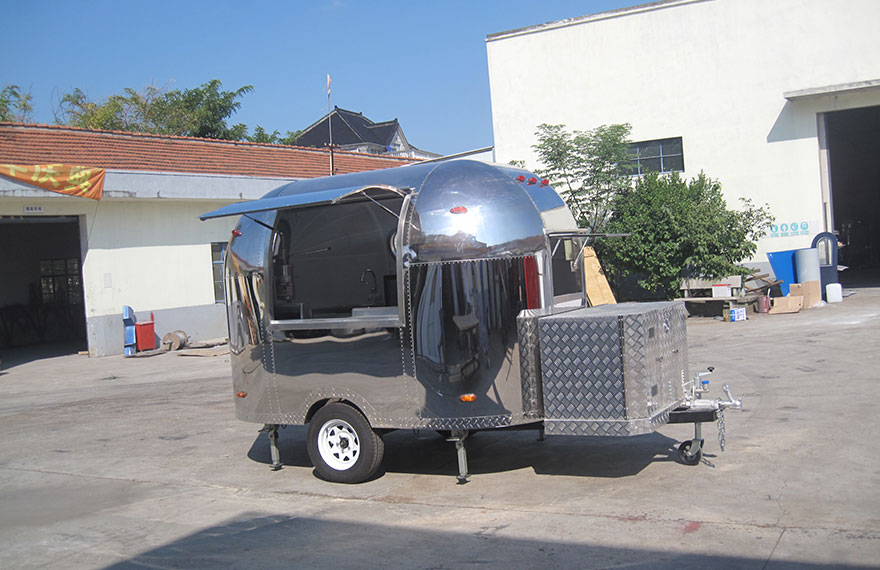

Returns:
0,216,87,361
826,105,880,287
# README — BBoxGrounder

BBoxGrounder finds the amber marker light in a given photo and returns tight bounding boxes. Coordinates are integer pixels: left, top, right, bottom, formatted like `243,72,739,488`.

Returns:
236,391,248,398
459,393,477,402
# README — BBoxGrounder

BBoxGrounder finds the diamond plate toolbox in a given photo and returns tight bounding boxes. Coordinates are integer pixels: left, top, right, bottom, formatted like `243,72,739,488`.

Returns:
538,302,687,436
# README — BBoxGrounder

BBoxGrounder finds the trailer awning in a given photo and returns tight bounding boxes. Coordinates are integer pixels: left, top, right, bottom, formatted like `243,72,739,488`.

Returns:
199,184,409,220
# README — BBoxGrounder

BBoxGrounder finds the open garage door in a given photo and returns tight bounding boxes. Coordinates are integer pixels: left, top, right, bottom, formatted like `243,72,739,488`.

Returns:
0,216,87,356
826,106,880,287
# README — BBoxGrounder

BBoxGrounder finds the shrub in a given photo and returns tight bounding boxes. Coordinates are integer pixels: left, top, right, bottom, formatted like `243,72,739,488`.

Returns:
598,172,773,299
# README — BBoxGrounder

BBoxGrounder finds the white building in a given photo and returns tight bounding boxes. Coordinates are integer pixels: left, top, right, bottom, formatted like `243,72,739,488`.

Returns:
0,124,412,356
487,0,880,279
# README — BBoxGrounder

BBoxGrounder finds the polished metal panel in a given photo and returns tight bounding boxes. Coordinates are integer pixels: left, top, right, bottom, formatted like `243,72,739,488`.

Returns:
403,161,548,263
491,165,566,212
516,309,549,419
538,302,687,436
407,258,532,428
226,212,276,423
268,327,412,428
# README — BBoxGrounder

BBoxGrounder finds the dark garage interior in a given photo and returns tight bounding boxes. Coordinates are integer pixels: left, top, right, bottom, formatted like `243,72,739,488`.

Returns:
826,105,880,287
0,216,87,356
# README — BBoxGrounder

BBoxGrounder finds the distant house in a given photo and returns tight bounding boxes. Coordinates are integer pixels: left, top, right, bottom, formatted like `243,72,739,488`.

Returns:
296,107,440,159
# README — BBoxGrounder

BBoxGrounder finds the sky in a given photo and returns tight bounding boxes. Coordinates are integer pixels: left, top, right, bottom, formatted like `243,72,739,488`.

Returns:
2,0,644,156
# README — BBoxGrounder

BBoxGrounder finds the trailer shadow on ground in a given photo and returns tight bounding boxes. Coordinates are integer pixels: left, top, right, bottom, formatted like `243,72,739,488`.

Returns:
246,427,703,480
100,512,860,570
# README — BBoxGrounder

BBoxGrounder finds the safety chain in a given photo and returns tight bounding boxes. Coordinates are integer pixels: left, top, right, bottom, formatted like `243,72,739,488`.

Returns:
717,409,727,452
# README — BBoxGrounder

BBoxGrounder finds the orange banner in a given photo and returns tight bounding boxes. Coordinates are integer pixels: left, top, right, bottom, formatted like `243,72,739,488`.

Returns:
0,164,105,200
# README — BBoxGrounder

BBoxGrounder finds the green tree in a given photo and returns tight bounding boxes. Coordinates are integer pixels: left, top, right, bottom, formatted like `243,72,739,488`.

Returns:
599,172,774,299
161,79,252,139
531,123,633,232
247,126,302,145
0,84,34,122
57,80,254,140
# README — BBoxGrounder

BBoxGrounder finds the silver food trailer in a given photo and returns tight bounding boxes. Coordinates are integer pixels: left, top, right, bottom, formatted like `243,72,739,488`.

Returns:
200,160,740,483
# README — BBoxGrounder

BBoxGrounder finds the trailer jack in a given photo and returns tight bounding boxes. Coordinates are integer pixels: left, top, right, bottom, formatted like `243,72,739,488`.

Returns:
260,424,282,470
446,430,470,484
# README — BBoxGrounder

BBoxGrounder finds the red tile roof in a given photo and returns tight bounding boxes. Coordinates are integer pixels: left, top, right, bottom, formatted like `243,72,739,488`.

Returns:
0,122,417,178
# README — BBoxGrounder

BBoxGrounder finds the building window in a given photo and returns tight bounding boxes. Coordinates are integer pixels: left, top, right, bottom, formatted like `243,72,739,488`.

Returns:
40,258,82,304
627,137,684,175
211,242,227,303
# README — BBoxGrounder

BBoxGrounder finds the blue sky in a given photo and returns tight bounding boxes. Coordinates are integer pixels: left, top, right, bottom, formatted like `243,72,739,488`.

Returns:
2,0,643,155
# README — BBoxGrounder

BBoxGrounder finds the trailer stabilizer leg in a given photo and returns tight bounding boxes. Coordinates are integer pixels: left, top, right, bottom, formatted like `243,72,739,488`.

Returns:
450,430,470,484
260,424,282,471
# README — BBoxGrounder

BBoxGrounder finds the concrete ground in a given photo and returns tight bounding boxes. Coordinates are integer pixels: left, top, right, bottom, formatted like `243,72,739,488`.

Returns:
1,290,878,569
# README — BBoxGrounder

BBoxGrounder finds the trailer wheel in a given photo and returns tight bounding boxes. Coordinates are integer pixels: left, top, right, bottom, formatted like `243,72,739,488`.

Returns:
307,402,384,483
678,440,703,466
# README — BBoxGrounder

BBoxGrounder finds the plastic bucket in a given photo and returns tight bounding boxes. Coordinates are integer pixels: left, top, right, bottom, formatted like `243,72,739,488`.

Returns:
756,295,771,313
826,283,843,303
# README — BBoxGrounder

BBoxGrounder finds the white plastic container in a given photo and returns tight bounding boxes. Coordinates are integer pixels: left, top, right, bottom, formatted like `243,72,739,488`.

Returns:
826,282,843,303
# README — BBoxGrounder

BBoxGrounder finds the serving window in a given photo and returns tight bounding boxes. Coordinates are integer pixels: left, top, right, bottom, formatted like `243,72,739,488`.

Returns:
269,195,403,330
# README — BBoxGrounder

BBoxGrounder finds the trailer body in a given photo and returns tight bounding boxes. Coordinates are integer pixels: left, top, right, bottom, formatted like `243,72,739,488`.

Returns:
201,160,716,482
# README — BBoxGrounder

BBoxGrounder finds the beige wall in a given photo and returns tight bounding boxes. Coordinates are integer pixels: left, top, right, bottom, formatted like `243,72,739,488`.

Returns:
487,0,880,258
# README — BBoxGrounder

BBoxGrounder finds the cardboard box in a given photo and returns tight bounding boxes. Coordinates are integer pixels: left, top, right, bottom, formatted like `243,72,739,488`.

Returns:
723,307,747,322
789,281,821,309
769,295,803,314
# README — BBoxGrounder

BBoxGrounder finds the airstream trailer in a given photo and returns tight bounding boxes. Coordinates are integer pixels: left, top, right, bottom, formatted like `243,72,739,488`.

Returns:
200,160,740,483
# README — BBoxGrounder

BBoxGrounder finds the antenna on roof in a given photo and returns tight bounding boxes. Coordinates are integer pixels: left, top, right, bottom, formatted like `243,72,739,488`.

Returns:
327,73,334,176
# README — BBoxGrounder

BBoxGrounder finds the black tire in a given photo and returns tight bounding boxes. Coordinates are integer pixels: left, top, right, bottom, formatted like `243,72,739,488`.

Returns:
678,440,703,466
307,402,384,483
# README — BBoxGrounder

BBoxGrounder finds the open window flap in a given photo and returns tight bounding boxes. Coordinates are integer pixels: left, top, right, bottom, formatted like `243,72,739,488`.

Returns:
199,184,409,221
330,184,410,204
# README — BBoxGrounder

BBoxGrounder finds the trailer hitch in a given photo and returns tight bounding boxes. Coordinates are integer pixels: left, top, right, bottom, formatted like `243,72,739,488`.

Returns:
672,369,743,464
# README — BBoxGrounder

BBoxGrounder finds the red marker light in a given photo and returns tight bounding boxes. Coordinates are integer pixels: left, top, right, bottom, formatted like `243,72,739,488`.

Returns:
527,177,537,185
515,175,526,182
236,391,247,398
232,229,242,237
450,206,468,214
540,179,549,186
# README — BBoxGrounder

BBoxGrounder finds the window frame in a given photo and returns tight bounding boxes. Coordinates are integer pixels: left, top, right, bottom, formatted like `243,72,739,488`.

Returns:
266,193,410,332
211,242,227,304
39,257,82,304
627,137,684,176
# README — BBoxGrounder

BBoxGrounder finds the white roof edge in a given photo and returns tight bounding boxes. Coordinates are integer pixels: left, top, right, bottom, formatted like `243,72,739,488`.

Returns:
784,79,880,101
485,0,710,43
